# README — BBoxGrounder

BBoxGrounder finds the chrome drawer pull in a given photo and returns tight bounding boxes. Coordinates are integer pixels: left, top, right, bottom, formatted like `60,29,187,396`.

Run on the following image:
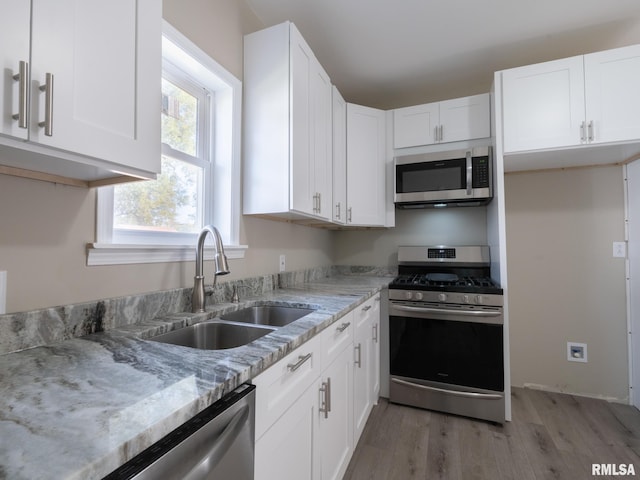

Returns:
372,324,378,343
287,353,312,372
336,322,350,333
362,305,372,312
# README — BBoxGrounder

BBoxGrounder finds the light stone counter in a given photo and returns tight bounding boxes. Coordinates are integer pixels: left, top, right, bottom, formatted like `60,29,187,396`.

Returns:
0,274,392,479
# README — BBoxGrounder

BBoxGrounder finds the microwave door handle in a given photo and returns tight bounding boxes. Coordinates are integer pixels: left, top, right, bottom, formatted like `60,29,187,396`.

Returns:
466,150,472,196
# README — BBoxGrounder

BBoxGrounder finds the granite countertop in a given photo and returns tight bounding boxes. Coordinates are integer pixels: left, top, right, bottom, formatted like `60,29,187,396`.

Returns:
0,275,391,480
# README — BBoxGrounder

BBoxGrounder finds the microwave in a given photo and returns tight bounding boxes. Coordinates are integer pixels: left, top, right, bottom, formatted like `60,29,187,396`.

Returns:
394,146,493,208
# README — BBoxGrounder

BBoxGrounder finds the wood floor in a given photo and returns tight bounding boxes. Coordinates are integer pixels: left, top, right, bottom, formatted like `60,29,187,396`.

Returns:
343,388,640,479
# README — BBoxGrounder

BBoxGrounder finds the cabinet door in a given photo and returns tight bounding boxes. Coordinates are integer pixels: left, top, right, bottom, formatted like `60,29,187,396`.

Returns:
332,87,347,224
346,104,386,226
502,56,585,153
319,345,354,480
311,61,333,220
439,93,491,143
369,295,381,403
255,384,320,480
585,44,640,145
0,1,30,140
290,24,314,216
29,0,160,175
392,102,439,148
352,299,374,444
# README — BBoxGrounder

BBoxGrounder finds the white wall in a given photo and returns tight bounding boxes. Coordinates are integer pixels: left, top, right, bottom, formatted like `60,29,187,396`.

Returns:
505,165,628,401
333,208,488,265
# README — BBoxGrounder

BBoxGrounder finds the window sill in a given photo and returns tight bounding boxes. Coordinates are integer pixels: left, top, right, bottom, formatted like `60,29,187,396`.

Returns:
86,243,248,266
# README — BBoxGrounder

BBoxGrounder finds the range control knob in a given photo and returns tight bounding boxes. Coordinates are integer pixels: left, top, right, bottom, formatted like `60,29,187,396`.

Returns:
405,291,413,300
414,292,424,301
462,294,471,304
475,295,484,305
438,293,447,302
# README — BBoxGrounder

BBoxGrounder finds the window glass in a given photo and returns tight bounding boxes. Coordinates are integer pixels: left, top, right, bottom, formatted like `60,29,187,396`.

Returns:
114,155,203,233
161,78,198,156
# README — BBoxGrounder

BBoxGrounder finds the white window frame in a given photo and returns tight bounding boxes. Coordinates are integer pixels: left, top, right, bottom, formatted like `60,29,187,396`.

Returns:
87,21,246,266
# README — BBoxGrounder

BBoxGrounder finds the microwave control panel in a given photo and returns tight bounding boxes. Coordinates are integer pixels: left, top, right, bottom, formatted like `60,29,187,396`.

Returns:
472,156,490,188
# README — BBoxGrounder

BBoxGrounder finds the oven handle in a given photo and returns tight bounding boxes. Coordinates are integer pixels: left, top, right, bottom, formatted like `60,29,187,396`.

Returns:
390,303,503,324
391,378,503,400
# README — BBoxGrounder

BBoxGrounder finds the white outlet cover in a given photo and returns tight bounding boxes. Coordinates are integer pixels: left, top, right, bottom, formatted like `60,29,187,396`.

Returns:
613,241,626,258
567,342,588,363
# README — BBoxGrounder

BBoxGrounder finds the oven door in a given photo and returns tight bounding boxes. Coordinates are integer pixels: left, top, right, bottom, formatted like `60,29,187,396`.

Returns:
388,300,505,423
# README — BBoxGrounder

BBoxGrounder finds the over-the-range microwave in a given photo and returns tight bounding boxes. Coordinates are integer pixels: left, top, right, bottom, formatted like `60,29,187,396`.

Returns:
394,146,493,208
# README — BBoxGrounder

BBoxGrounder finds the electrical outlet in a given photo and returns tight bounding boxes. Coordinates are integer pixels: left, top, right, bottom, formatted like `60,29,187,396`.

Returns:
279,254,286,272
567,342,587,363
613,242,626,258
0,271,6,315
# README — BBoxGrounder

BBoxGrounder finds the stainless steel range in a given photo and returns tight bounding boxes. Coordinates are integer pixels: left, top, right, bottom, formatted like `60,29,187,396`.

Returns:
388,245,505,423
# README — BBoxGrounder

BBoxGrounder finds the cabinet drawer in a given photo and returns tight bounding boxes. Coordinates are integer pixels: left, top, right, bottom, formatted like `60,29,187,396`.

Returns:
321,310,354,370
253,334,321,440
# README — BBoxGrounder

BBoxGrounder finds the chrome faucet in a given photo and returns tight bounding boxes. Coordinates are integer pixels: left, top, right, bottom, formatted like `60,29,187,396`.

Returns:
192,225,230,313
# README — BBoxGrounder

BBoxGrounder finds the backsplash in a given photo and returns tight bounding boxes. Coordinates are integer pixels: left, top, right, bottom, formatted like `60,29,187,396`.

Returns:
0,265,395,355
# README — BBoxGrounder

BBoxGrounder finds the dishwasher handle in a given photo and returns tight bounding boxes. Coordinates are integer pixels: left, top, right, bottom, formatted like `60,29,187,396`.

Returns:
183,404,250,480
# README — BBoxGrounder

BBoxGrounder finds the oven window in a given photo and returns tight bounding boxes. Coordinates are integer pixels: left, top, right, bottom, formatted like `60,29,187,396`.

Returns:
396,159,466,193
390,316,504,391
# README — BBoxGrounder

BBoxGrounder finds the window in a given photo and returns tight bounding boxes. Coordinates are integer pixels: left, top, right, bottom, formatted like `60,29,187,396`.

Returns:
88,21,244,266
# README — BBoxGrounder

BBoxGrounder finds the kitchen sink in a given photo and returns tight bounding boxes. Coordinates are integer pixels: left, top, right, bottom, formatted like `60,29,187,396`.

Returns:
220,305,316,327
150,321,276,350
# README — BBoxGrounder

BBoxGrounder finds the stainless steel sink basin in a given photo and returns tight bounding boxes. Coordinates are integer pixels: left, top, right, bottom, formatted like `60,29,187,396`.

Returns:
150,321,276,350
220,305,316,327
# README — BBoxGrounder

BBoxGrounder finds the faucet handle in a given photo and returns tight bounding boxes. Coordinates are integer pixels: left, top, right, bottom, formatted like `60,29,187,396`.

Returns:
231,286,240,303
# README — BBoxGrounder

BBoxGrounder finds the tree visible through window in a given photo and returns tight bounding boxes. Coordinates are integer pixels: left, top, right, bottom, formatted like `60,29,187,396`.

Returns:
113,74,208,235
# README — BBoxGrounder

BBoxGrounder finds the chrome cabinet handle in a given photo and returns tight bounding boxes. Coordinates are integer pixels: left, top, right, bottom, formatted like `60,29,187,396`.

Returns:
287,353,312,372
588,120,594,142
319,377,331,418
580,121,586,142
335,202,341,219
317,192,321,214
439,125,443,142
38,73,54,136
372,323,378,343
362,305,372,312
336,322,351,333
12,60,29,129
347,207,352,223
434,126,438,142
354,343,362,368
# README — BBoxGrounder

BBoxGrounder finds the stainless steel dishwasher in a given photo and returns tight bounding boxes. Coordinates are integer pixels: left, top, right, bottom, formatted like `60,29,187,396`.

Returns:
104,383,255,480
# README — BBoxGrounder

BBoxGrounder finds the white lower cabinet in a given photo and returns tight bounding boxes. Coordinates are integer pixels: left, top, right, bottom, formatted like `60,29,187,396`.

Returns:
255,384,320,480
253,293,381,479
318,312,355,480
352,295,379,443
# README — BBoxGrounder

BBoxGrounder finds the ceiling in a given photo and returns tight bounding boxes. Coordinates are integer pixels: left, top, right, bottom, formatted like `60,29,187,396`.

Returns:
245,0,640,109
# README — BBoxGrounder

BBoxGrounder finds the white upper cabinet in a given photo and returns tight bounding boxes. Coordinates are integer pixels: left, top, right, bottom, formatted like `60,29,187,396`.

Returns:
502,44,640,154
244,21,332,221
0,0,161,185
332,86,347,225
346,104,386,226
0,2,30,140
393,93,490,149
585,45,640,145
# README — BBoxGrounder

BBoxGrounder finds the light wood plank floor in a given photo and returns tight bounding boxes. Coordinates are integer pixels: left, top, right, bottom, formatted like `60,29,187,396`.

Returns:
343,388,640,479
